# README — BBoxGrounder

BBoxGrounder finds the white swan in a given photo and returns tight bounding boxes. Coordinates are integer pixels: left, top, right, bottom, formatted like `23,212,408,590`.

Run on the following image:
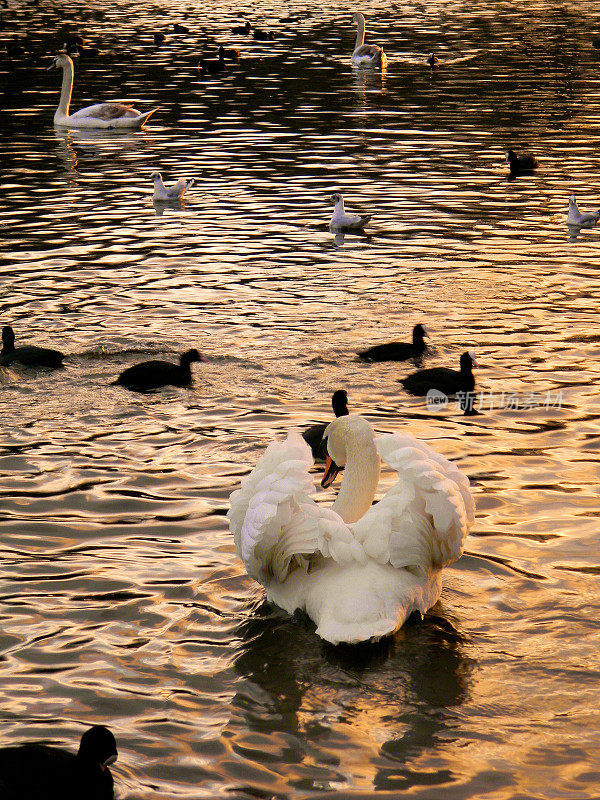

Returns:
351,12,387,69
48,53,158,129
566,194,600,227
228,414,474,645
330,193,372,230
151,172,194,201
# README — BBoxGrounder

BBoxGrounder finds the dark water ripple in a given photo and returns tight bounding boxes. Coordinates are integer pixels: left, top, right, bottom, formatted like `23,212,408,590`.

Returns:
1,0,600,797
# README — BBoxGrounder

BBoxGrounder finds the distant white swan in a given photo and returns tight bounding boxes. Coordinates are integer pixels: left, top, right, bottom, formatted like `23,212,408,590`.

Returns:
566,194,600,226
151,172,194,201
330,193,371,230
228,414,474,644
351,12,387,68
48,53,158,129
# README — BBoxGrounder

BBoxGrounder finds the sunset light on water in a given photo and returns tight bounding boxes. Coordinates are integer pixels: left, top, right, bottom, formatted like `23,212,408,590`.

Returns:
1,0,600,796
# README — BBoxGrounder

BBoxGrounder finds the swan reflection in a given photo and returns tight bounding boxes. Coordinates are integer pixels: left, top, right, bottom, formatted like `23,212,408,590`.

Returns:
53,128,152,181
54,126,149,142
227,601,474,792
351,64,387,109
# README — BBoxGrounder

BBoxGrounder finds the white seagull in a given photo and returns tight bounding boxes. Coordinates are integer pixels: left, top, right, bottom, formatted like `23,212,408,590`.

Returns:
566,194,600,227
330,193,372,230
151,172,194,201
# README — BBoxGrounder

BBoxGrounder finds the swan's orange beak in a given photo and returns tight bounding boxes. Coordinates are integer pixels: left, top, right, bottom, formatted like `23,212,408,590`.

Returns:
321,455,340,489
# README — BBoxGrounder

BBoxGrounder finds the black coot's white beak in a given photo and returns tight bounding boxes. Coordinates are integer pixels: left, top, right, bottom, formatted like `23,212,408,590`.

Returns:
321,454,340,488
101,753,118,770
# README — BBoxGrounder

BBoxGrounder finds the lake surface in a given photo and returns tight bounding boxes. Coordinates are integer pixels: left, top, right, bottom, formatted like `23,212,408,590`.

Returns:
1,0,600,797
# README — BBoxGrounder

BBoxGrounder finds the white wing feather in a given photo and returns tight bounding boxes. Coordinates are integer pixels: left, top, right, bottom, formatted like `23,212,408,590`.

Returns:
228,432,364,587
352,433,473,574
70,102,137,120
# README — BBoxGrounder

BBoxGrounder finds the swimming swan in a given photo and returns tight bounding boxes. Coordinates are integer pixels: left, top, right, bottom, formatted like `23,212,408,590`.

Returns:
330,192,372,230
151,172,194,201
228,414,474,644
351,12,387,68
566,194,600,226
48,53,158,129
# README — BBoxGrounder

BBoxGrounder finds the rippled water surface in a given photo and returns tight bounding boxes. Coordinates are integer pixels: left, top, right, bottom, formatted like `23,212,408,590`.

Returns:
2,0,600,797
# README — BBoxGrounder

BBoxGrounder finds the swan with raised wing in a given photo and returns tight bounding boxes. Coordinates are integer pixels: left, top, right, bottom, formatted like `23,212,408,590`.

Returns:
48,53,158,129
228,414,474,644
351,12,387,68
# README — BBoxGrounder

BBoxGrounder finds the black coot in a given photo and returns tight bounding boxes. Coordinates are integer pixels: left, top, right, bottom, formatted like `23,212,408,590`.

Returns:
358,323,429,362
0,325,64,368
506,149,538,177
253,28,276,40
0,725,117,800
199,45,226,74
114,348,204,391
302,390,349,459
400,351,477,396
232,21,251,34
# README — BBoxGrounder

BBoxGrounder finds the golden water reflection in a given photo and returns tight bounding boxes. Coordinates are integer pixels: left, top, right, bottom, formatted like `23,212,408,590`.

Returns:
1,0,600,797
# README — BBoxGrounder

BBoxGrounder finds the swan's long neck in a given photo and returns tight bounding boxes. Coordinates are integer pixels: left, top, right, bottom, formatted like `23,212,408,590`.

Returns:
354,14,365,50
332,436,380,524
57,60,74,118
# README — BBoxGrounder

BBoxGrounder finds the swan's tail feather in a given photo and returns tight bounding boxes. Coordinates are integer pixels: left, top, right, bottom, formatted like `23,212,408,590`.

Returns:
307,561,442,645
